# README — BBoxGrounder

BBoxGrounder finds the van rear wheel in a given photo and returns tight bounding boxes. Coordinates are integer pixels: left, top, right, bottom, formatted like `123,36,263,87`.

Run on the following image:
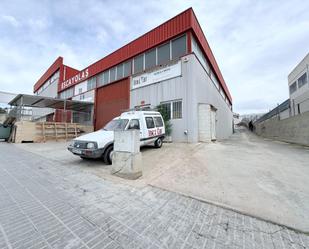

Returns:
154,137,163,148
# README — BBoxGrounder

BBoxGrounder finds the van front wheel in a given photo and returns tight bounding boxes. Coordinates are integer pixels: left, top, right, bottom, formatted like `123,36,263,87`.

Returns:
104,146,113,165
154,137,163,148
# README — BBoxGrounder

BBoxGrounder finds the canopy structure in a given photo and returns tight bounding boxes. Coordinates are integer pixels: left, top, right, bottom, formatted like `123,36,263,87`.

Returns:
9,94,93,112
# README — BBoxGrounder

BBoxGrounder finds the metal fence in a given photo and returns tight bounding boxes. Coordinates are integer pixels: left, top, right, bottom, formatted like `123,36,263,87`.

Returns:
256,99,290,123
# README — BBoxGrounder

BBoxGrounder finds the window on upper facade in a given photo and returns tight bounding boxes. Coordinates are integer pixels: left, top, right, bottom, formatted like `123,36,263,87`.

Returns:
103,71,109,85
87,77,96,90
157,42,170,65
289,82,297,94
298,73,307,88
133,54,144,74
116,64,124,80
97,72,104,87
110,67,116,82
124,60,131,77
145,48,156,70
172,35,187,60
192,36,210,73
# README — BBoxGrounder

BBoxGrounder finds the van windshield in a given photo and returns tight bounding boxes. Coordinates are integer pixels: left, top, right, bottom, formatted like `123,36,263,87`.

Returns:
102,119,129,131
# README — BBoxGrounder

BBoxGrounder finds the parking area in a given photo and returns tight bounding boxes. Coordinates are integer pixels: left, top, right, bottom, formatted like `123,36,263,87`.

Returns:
0,141,309,249
15,128,309,233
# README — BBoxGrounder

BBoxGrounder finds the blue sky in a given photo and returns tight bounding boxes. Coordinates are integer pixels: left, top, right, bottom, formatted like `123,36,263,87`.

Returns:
0,0,308,114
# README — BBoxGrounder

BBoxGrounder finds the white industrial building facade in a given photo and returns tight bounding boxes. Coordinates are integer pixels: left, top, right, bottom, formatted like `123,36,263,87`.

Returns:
32,8,233,143
288,53,309,116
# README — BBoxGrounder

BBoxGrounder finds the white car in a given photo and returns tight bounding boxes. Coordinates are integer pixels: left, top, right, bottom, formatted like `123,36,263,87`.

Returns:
68,111,165,164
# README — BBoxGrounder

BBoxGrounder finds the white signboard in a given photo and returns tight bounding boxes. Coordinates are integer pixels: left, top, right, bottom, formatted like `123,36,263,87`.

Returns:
132,61,181,90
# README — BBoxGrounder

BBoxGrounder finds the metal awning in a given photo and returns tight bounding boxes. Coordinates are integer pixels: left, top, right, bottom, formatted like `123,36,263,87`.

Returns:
9,94,93,112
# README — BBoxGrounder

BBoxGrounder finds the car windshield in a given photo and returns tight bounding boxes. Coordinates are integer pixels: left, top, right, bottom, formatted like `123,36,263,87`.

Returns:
102,119,129,131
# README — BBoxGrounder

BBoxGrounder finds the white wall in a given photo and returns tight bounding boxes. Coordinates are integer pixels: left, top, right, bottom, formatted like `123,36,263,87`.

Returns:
130,54,233,142
288,53,309,116
255,111,309,146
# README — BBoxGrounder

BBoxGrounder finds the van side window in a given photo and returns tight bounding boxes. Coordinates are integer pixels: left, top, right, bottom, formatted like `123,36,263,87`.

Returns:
128,119,140,130
154,117,163,127
145,117,155,129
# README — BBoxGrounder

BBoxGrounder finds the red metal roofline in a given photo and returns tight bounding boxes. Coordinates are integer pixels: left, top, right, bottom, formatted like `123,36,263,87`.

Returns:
189,9,232,103
36,8,232,104
33,57,63,92
33,57,80,93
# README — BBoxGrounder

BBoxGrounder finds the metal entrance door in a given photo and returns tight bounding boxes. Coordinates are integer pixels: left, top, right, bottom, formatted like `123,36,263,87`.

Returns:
198,103,216,142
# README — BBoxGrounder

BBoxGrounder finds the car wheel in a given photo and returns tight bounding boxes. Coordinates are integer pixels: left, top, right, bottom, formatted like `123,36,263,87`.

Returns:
104,146,113,165
154,137,163,148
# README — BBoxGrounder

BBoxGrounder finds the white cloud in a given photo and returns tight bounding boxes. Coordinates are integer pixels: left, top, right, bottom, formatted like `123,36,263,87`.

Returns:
1,15,20,27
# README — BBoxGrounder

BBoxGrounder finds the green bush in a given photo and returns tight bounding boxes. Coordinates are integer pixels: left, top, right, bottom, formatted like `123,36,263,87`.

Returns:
156,104,172,136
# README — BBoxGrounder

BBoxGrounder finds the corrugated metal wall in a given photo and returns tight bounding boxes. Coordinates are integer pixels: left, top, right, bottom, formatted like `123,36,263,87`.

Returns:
95,78,130,130
59,9,192,92
190,12,232,103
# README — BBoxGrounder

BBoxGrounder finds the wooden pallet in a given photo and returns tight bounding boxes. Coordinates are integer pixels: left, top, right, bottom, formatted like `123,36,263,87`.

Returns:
12,121,93,143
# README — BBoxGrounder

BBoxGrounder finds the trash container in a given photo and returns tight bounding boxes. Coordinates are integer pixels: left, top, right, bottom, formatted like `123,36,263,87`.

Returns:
0,123,12,141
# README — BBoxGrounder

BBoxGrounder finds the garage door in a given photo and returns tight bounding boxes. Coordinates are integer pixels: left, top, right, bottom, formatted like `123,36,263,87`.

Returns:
95,78,130,130
198,103,216,142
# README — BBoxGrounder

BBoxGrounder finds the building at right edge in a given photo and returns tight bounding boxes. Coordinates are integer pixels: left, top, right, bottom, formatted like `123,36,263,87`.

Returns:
288,53,309,116
32,8,233,143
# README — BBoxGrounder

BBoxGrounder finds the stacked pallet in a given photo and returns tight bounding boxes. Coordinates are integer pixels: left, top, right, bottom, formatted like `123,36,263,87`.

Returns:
12,121,93,143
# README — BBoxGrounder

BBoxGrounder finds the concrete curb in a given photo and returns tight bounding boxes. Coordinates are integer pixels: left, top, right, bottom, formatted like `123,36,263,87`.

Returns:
149,184,309,235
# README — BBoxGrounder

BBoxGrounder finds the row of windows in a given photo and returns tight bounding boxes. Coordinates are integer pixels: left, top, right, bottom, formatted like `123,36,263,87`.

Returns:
133,35,187,74
59,35,187,99
36,70,60,95
97,61,131,87
290,72,308,94
59,87,74,99
192,36,232,110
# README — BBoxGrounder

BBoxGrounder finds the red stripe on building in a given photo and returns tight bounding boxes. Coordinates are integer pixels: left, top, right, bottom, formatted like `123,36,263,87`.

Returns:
33,57,63,92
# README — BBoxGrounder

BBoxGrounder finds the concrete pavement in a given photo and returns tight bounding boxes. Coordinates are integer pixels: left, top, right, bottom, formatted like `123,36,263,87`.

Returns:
15,127,309,233
150,128,309,233
1,142,308,248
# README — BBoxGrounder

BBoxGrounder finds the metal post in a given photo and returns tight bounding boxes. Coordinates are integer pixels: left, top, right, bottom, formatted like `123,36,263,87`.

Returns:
19,95,23,121
63,99,66,123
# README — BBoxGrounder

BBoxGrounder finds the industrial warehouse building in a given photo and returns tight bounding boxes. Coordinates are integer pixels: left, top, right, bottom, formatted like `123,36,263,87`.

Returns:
288,53,309,116
32,8,233,143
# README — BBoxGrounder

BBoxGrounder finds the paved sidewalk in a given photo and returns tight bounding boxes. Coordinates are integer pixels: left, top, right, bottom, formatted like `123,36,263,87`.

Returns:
0,143,308,249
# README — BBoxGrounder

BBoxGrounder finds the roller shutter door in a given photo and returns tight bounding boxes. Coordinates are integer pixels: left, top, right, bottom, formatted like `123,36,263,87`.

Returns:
95,78,130,130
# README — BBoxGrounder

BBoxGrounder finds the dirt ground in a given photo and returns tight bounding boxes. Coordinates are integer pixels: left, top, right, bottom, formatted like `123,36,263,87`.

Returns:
15,127,309,232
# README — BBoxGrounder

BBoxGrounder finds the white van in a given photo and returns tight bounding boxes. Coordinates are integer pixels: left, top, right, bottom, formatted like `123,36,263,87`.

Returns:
68,111,165,164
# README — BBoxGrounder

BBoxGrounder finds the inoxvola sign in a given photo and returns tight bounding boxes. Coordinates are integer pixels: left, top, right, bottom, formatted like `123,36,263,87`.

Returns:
60,68,89,91
132,61,181,90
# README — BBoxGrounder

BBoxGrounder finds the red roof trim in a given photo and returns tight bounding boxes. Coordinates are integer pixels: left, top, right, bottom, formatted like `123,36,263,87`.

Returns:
46,8,232,103
33,57,63,93
189,10,232,103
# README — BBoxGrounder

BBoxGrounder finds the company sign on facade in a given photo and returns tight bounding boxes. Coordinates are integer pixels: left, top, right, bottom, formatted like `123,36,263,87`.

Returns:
60,68,89,91
132,61,181,90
